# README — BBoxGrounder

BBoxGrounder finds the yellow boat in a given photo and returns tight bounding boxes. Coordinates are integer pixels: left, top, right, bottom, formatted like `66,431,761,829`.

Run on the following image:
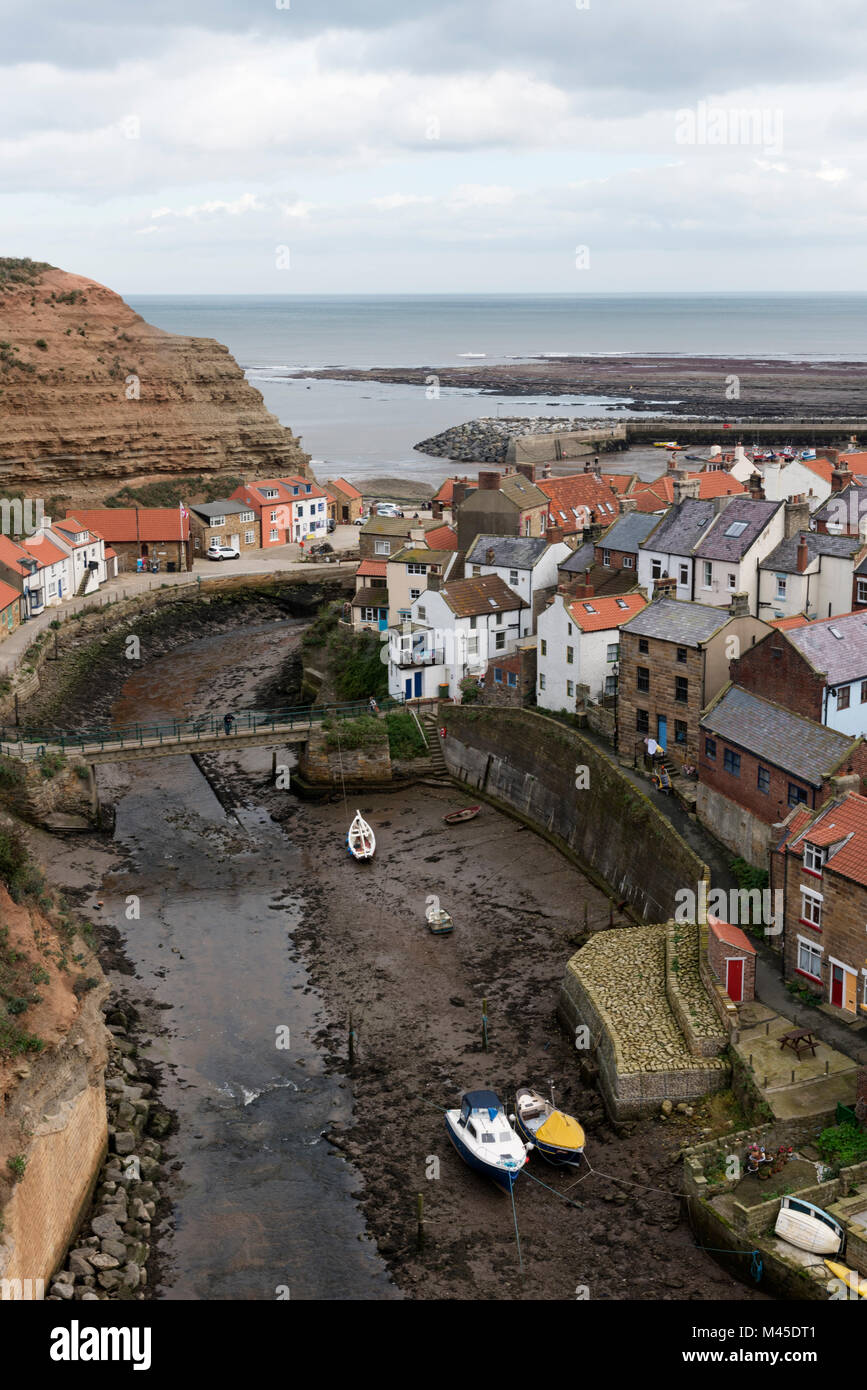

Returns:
515,1086,585,1168
825,1260,867,1297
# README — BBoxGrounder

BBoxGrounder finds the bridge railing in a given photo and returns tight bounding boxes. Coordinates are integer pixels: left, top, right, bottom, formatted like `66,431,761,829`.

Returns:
0,696,407,756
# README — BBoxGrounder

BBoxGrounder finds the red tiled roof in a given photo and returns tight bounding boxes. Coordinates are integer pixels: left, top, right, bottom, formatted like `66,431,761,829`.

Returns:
601,473,637,495
538,474,620,529
330,476,362,500
769,614,813,630
786,792,867,886
799,455,834,484
567,592,647,632
356,559,387,578
708,916,756,955
104,547,117,559
425,523,458,551
19,534,67,568
632,472,747,509
67,509,190,541
0,580,19,611
0,535,31,572
433,477,469,504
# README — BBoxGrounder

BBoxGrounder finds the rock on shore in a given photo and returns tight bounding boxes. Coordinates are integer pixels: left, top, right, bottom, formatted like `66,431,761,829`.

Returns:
416,416,619,463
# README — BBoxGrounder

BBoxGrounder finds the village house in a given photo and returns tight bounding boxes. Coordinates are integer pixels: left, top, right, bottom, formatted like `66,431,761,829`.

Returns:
455,470,550,553
49,516,108,596
537,472,621,537
637,494,721,602
556,538,642,598
628,464,746,513
0,579,22,640
616,592,771,765
813,480,867,538
386,546,459,622
465,533,571,625
757,531,865,623
731,609,867,737
536,590,646,713
357,515,438,561
481,640,538,707
327,477,363,525
188,500,260,556
231,477,329,546
638,492,785,612
771,791,867,1018
705,916,757,1005
348,558,389,634
698,683,867,865
386,573,527,702
69,508,191,572
593,510,659,576
0,532,72,613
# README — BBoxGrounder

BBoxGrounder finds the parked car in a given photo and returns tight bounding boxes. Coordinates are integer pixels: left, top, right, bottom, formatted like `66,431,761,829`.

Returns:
374,502,403,518
207,543,240,561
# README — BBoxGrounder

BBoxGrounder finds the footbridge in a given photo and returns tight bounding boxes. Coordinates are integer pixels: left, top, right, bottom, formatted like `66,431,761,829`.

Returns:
0,698,407,766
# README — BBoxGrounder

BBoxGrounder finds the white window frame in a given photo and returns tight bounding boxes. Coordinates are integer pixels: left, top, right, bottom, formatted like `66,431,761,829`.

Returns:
623,556,634,568
244,530,255,545
375,541,390,555
796,935,823,981
800,886,823,929
802,842,826,874
703,560,713,588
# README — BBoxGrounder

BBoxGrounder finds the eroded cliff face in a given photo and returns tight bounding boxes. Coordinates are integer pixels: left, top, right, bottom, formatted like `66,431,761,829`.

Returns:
0,261,310,504
0,863,109,1292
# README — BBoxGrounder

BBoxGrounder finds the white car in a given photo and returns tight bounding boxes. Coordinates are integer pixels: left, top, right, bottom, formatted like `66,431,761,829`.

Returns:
374,503,403,518
207,543,240,561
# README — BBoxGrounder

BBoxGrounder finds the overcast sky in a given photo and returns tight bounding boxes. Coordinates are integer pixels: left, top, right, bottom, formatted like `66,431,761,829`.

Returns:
2,0,865,293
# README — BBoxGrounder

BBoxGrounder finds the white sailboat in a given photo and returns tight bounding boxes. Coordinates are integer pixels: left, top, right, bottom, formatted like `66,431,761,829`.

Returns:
347,809,375,861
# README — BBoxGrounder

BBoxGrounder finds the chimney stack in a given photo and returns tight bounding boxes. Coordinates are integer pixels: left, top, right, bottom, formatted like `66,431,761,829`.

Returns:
572,573,595,599
784,497,811,538
452,481,468,509
748,474,765,501
427,573,440,592
831,466,853,494
796,534,810,573
729,591,750,618
672,475,701,505
619,497,637,514
486,546,496,565
546,525,564,544
478,471,501,491
653,575,678,599
515,463,536,482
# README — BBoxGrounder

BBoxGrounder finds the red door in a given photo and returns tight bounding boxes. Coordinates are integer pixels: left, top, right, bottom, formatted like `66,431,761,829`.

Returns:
726,957,744,1003
831,965,844,1008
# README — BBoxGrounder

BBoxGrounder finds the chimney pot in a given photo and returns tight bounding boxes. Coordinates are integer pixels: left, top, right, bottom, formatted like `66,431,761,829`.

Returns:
796,534,810,572
486,547,495,565
478,471,501,491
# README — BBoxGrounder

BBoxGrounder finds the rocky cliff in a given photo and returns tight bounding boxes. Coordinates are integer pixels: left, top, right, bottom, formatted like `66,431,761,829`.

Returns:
0,259,310,504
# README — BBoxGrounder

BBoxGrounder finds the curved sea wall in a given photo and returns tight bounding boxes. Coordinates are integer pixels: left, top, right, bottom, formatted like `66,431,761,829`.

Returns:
440,707,707,921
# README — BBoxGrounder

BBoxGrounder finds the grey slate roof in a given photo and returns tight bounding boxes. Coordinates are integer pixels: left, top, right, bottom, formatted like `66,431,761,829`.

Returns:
466,534,549,569
701,685,857,786
760,532,861,573
786,611,867,685
596,511,659,554
559,540,596,575
641,498,717,556
812,483,867,529
693,497,782,562
621,597,732,646
189,500,249,519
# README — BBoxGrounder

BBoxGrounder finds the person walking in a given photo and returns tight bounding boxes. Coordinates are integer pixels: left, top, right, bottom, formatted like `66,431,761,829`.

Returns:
223,712,235,736
368,697,379,715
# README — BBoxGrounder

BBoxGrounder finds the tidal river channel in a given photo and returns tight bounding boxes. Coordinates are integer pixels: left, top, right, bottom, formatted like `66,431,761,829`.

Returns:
95,619,396,1300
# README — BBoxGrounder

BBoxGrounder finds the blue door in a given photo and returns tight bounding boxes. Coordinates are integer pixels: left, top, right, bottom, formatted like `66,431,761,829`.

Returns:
414,671,423,698
378,611,388,633
657,715,667,750
405,677,413,700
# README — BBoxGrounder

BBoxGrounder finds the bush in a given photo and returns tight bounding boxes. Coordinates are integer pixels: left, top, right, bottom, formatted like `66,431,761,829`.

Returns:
817,1122,867,1170
386,711,427,760
322,715,385,751
6,1155,27,1181
37,750,66,780
34,338,47,350
328,628,388,702
0,827,46,903
458,676,481,704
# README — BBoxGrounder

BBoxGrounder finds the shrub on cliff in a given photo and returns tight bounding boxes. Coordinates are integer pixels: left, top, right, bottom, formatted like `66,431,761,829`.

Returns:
385,711,427,760
321,715,385,750
0,826,46,903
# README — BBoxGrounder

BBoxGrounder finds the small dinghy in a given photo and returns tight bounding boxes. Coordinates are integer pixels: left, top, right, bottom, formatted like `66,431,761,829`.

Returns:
825,1260,866,1297
425,903,454,935
443,805,480,825
444,1090,531,1193
775,1196,844,1255
515,1086,585,1167
347,809,375,861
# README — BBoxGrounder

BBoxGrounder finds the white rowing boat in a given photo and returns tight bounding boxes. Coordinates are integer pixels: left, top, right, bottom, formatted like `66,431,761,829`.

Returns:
347,809,375,861
774,1196,844,1255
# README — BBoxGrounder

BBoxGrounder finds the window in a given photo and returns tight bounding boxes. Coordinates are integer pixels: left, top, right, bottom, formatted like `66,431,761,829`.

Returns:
407,563,427,575
472,565,481,576
567,622,572,636
566,646,574,665
800,888,823,929
623,555,634,569
539,674,547,691
262,488,278,500
705,737,716,759
703,561,713,588
676,646,687,663
858,578,867,605
723,748,741,776
651,559,663,580
211,515,225,528
509,569,519,585
494,667,503,683
270,509,279,523
417,606,426,621
636,708,649,734
788,783,808,808
797,938,823,980
240,511,254,523
727,572,736,590
776,574,787,600
495,632,506,651
675,676,688,703
606,643,619,663
862,680,867,704
245,530,255,545
567,680,574,697
602,550,611,568
803,842,826,874
375,541,390,555
269,528,279,542
604,674,617,696
361,608,377,622
507,672,517,688
724,520,748,537
837,685,851,710
639,638,649,654
637,666,650,693
410,588,421,601
675,720,687,744
679,564,689,586
496,612,504,625
756,765,770,794
540,639,547,656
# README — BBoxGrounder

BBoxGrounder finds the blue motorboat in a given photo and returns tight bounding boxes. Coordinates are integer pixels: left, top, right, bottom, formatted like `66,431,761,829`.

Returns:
444,1089,531,1194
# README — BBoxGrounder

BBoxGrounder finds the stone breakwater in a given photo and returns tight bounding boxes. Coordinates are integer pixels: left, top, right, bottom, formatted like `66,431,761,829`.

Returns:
45,997,170,1302
416,416,624,463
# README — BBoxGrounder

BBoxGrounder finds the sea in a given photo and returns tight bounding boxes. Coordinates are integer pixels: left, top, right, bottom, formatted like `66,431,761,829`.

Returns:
126,293,867,486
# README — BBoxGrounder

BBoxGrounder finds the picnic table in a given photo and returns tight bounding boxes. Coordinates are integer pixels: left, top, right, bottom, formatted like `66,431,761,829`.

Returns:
779,1027,818,1060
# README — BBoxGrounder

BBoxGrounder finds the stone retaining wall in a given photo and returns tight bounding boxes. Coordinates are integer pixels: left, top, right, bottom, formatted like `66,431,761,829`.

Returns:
664,922,728,1059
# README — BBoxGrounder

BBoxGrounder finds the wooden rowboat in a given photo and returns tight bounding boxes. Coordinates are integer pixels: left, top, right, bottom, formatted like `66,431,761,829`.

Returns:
443,806,480,825
347,809,375,861
774,1196,844,1255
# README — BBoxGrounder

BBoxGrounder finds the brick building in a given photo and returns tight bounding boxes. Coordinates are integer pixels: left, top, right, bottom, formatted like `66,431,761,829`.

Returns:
481,640,537,707
593,510,658,576
698,683,867,865
771,792,867,1018
188,500,260,556
328,477,364,525
62,509,191,572
706,915,756,1004
456,469,550,554
616,593,771,766
731,609,867,737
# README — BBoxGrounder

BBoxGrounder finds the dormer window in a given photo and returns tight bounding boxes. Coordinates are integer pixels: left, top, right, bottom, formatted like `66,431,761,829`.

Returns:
803,842,826,874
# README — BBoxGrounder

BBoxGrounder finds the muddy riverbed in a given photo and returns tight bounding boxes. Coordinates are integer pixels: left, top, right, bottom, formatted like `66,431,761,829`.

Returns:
38,611,764,1301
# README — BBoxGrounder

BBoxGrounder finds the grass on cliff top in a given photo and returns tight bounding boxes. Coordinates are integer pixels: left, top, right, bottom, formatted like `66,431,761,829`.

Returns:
0,924,47,1059
104,475,245,509
386,710,427,760
321,714,385,750
0,257,51,291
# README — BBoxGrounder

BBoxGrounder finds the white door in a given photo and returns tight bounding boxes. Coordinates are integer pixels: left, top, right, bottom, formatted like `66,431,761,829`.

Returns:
230,533,240,549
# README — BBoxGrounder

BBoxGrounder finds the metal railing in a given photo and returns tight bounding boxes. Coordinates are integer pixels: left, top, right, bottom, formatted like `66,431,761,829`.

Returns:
0,697,407,758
